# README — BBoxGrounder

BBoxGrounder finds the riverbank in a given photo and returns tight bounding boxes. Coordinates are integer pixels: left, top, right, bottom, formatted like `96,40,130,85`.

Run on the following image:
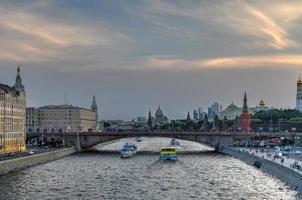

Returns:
0,147,76,176
220,146,302,193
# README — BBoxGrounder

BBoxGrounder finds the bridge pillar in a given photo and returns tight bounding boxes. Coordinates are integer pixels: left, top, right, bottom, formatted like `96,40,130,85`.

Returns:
76,132,82,152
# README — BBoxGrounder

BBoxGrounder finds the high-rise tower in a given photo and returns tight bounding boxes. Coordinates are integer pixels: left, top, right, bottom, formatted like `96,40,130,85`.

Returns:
240,92,251,132
296,75,302,112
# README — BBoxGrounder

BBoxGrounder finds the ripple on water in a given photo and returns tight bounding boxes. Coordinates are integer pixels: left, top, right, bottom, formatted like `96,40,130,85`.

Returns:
0,153,300,200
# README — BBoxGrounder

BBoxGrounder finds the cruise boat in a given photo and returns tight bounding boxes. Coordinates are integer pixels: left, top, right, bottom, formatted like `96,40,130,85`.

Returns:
170,138,180,146
159,147,177,161
121,143,137,158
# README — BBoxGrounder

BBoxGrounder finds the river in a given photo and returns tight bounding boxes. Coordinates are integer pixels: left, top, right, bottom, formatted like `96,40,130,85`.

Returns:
0,152,300,199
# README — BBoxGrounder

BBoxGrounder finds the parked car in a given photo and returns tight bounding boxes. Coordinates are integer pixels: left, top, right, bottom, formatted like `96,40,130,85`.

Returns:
284,145,292,151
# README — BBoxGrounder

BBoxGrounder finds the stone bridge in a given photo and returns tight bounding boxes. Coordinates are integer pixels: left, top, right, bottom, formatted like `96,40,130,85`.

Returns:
27,131,302,152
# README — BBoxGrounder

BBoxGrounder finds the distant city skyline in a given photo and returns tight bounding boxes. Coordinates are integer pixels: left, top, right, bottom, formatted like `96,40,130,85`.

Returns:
1,1,302,120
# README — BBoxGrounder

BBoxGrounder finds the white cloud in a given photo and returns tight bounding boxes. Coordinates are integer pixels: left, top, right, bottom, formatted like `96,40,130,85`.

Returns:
140,55,302,71
132,0,302,50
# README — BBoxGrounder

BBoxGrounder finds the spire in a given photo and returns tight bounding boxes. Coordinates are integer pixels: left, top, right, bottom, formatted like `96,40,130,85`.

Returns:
14,65,24,92
186,112,191,122
91,95,98,121
147,110,153,130
242,92,249,113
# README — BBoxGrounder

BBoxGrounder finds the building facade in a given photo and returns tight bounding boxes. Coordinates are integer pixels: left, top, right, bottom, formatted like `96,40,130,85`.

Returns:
208,102,222,118
26,107,40,133
219,102,241,120
296,76,302,112
0,67,26,154
254,99,269,112
26,104,97,133
154,106,168,125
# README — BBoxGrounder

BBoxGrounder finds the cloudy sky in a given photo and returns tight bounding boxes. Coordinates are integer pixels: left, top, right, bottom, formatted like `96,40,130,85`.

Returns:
1,0,302,120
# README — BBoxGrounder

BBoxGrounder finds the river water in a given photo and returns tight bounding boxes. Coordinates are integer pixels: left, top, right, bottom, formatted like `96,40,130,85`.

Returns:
0,153,300,200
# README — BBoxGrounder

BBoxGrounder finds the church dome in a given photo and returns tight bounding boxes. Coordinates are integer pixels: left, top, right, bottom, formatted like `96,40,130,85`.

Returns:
259,99,266,107
226,102,239,111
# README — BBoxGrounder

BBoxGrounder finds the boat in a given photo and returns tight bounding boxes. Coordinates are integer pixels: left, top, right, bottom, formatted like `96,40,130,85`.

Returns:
121,142,137,158
136,137,143,142
170,138,180,146
159,147,177,161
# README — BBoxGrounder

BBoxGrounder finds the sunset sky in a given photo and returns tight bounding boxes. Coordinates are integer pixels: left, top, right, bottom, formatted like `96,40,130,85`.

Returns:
1,0,302,119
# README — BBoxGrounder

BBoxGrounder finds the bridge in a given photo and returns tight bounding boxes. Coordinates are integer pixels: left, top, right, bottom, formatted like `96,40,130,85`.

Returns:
27,131,302,152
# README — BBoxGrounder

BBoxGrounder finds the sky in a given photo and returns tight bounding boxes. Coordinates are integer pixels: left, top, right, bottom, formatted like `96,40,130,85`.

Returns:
1,0,302,120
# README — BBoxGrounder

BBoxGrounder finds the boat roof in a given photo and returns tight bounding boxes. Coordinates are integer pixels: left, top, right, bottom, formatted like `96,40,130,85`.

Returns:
161,146,176,150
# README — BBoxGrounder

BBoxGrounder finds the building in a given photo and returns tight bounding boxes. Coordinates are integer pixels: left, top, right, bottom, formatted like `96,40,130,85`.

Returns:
208,102,222,118
91,95,98,121
154,106,168,125
240,92,251,132
254,99,269,112
91,95,98,126
26,99,97,133
219,102,241,120
26,107,40,133
296,75,302,112
0,67,26,154
198,107,205,120
193,110,198,121
147,110,153,130
136,117,147,125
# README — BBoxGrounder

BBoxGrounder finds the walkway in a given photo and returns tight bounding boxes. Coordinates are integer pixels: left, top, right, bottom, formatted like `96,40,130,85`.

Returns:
239,147,302,175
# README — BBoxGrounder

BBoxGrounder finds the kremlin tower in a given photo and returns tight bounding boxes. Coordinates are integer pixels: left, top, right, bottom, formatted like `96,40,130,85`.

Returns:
296,75,302,112
147,110,153,131
240,92,251,132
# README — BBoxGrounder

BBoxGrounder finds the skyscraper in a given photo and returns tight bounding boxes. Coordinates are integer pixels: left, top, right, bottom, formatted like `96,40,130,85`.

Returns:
296,75,302,112
193,110,198,120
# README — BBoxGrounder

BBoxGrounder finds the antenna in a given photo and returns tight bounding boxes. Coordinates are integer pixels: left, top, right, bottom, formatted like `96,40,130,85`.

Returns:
64,94,67,105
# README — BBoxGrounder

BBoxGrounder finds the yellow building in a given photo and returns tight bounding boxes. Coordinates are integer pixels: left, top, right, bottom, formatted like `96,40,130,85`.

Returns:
0,67,26,154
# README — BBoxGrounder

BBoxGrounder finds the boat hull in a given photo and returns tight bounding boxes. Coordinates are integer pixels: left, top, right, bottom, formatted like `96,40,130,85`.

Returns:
159,154,177,161
121,150,136,158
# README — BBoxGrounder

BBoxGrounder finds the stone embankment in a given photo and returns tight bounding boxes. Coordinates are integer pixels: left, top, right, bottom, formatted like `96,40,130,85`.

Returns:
220,146,302,193
0,147,76,176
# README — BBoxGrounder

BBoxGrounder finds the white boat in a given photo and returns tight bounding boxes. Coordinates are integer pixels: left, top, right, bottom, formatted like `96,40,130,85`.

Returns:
121,143,137,158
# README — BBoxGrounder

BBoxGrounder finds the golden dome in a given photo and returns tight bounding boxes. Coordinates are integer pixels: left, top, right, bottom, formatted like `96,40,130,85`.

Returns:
259,99,266,106
297,74,302,85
